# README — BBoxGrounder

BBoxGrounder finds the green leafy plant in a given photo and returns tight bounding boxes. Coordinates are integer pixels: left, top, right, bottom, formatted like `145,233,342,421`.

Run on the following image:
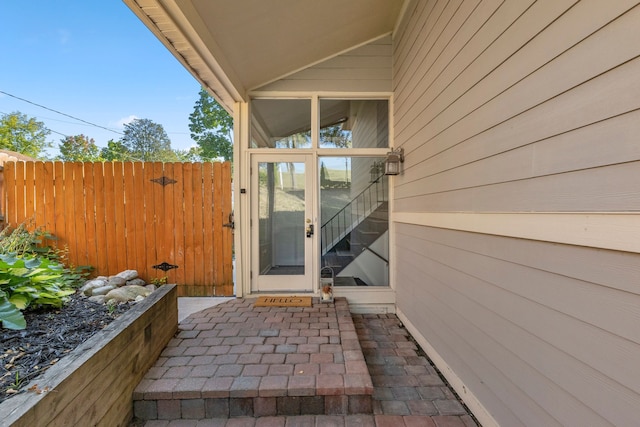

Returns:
0,223,91,330
0,221,58,258
0,254,76,330
0,292,25,330
106,299,117,315
150,276,168,286
9,372,23,390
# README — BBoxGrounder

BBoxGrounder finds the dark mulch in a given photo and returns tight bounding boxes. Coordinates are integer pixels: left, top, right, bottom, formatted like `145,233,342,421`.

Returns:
0,292,132,403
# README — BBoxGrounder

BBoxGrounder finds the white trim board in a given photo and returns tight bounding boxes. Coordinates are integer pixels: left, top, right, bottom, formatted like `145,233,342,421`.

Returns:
395,212,640,254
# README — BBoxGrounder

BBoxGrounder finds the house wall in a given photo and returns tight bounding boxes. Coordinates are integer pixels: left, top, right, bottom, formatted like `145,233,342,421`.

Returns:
256,36,392,92
392,1,640,426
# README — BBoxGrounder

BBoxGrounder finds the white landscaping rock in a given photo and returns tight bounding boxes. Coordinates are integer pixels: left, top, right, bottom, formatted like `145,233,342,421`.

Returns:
105,285,151,303
116,270,139,281
89,295,107,304
126,278,147,287
82,271,157,304
91,285,116,296
107,276,127,287
81,279,108,296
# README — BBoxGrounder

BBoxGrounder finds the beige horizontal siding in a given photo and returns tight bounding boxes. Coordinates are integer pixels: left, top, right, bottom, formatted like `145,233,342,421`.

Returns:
402,12,640,169
396,224,640,426
395,2,640,212
256,36,392,93
395,161,640,212
392,1,640,426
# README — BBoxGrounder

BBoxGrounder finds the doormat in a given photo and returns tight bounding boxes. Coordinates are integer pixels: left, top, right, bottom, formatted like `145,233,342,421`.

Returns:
254,296,312,307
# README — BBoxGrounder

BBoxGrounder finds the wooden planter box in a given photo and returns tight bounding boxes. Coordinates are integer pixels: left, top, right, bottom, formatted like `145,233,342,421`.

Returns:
0,284,178,427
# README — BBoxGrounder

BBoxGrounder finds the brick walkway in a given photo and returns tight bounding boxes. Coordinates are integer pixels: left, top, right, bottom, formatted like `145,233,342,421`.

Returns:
132,298,479,427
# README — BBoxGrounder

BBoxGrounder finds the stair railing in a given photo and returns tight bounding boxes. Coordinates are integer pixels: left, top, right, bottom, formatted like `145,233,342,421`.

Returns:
321,171,387,255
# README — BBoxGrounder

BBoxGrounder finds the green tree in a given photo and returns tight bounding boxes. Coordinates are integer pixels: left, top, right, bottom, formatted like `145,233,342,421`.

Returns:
121,118,175,161
100,139,131,161
188,88,233,161
57,134,102,161
173,146,202,162
0,112,51,158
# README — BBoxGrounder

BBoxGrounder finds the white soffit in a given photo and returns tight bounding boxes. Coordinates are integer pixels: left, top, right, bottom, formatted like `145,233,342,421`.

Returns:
124,0,404,110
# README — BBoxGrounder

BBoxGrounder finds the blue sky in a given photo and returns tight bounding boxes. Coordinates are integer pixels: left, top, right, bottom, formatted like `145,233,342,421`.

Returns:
1,1,201,157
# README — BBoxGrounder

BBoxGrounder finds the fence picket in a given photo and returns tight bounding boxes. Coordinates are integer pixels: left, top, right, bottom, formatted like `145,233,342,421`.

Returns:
4,162,15,225
161,163,177,284
212,162,223,292
123,162,137,277
132,162,146,281
103,162,117,275
53,162,66,254
151,162,164,282
24,162,35,225
15,162,26,226
63,163,78,266
43,162,55,240
71,163,88,267
182,163,195,293
83,162,98,274
192,163,205,288
202,162,214,288
93,162,109,275
113,162,127,273
142,163,156,281
34,162,46,233
172,164,185,286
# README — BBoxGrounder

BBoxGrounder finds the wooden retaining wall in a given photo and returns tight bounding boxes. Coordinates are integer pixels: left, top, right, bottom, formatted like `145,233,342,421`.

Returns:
0,284,178,427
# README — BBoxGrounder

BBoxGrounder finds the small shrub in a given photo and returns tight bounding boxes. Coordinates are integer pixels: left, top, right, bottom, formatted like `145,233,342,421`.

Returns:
150,276,168,286
0,221,58,260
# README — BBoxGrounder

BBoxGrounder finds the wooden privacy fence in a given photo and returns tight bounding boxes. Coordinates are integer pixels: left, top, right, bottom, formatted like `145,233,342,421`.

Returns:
1,161,233,297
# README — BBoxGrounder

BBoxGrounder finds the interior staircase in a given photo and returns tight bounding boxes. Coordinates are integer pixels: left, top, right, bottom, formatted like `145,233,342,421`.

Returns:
320,175,389,279
322,202,388,277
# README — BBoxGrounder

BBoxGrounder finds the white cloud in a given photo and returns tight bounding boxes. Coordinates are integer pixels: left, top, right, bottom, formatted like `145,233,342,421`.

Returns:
114,115,139,128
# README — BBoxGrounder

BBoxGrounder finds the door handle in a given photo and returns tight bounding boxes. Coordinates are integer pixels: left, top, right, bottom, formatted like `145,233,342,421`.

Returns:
306,224,314,238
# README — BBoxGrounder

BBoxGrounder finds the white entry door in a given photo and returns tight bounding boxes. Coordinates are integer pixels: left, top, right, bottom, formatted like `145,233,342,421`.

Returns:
251,154,315,292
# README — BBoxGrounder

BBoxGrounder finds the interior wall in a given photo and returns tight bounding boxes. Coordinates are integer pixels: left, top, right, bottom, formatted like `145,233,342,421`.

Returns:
392,1,640,425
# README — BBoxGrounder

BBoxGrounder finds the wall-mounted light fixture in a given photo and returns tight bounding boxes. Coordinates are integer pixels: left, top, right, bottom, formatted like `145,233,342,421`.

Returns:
384,147,404,175
370,160,384,183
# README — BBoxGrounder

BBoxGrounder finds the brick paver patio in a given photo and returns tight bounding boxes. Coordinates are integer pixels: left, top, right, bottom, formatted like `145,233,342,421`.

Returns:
131,298,479,426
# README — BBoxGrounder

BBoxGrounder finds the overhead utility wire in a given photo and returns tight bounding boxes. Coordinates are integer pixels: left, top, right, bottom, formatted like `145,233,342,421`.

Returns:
0,110,72,139
0,90,123,135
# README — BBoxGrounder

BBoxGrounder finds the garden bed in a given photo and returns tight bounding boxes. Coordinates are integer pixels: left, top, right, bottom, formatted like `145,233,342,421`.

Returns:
0,284,177,427
1,293,133,401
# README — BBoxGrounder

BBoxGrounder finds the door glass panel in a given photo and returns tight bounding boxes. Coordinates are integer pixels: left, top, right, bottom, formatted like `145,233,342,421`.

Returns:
258,161,306,275
319,100,389,149
251,99,312,148
320,157,388,286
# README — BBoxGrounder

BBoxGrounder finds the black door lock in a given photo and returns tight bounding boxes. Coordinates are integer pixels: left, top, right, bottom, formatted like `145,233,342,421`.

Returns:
306,224,314,238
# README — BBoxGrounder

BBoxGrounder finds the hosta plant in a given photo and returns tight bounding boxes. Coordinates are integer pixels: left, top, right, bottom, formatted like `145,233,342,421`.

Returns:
0,254,77,330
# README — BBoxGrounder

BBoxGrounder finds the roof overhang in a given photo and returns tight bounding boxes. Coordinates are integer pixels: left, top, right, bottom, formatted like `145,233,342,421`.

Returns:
123,0,405,112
